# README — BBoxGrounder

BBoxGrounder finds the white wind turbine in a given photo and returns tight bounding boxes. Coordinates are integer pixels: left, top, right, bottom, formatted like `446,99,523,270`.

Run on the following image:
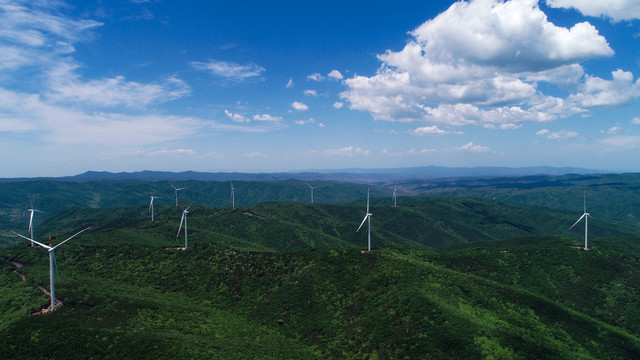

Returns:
391,186,398,207
230,182,236,209
27,200,44,247
149,196,161,221
11,227,92,311
569,190,592,250
306,183,320,204
171,184,186,207
356,188,373,252
177,205,191,249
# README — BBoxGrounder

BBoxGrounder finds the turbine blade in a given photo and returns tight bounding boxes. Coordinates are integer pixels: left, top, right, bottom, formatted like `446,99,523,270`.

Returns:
51,227,92,250
28,210,35,231
177,213,185,237
10,231,51,249
356,215,369,232
569,213,587,230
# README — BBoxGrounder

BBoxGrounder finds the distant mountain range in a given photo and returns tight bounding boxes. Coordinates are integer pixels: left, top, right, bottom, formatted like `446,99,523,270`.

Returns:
0,166,608,184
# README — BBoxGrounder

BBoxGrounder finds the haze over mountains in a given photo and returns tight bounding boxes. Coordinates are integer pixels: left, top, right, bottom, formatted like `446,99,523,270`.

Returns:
0,166,605,184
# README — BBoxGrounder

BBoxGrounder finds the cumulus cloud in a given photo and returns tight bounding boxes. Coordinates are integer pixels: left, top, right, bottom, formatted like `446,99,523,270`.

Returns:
632,117,640,125
252,114,282,122
286,77,294,88
568,69,640,107
410,125,449,136
304,89,318,96
456,141,490,153
191,59,265,82
293,118,315,125
601,126,621,135
536,128,579,140
341,0,621,129
291,101,309,111
333,101,344,109
224,109,249,123
307,73,324,81
328,70,343,80
546,0,640,21
321,146,370,156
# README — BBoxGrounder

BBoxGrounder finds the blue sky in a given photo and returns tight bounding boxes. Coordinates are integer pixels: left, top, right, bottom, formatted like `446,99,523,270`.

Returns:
1,0,639,177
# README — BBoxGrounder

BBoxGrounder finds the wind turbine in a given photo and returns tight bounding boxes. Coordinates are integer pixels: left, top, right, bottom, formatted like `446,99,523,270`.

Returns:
27,202,44,247
391,186,398,207
177,205,191,249
11,227,92,311
149,196,161,221
356,188,373,252
569,190,592,250
171,184,186,207
306,183,320,204
230,182,236,209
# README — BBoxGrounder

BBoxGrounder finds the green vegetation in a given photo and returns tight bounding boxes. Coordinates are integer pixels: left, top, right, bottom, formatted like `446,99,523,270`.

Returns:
2,175,640,358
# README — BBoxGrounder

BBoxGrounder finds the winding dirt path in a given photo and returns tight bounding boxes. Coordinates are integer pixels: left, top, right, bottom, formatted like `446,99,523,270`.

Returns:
2,257,62,313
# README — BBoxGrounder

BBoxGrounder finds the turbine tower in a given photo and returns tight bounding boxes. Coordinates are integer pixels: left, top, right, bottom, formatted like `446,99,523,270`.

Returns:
391,186,398,207
306,183,320,204
569,190,592,250
27,203,44,247
12,227,92,311
177,205,191,249
356,188,373,252
149,196,161,221
230,182,236,209
171,184,186,207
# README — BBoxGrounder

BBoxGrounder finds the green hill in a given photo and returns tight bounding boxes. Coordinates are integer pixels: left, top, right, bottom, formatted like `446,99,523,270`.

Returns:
2,239,640,359
2,195,640,358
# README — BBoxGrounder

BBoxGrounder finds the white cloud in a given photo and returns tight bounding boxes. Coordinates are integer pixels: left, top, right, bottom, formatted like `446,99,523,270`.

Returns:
286,77,294,88
569,69,640,107
327,70,343,80
536,128,579,140
224,109,249,123
410,125,449,136
546,0,640,21
456,141,490,153
321,146,370,156
46,63,190,107
252,114,282,122
341,0,619,128
147,149,197,156
601,126,621,135
333,101,344,109
191,59,265,82
291,101,309,111
307,73,324,81
0,87,205,146
304,89,318,96
383,148,436,156
632,117,640,125
293,118,315,125
318,122,325,128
